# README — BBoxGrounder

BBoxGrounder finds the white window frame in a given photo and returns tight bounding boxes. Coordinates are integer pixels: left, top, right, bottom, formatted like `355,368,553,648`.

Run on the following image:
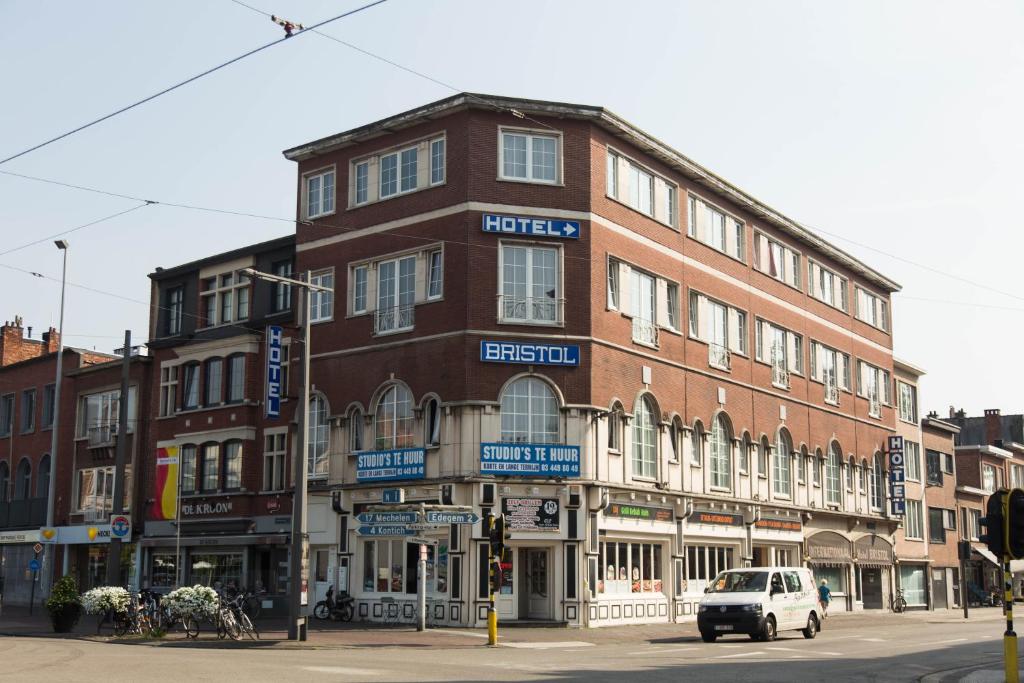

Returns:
159,365,178,418
352,265,368,314
375,255,416,335
687,193,746,263
350,134,446,208
309,268,334,324
303,166,336,219
855,286,889,332
199,270,251,328
905,440,921,482
499,127,561,185
905,499,924,540
427,249,444,300
898,380,917,423
688,289,747,368
263,430,287,492
808,259,849,312
498,242,563,326
753,230,802,291
755,318,804,388
430,138,446,186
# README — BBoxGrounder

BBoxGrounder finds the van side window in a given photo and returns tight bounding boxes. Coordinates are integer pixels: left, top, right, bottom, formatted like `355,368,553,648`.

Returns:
770,572,785,593
783,571,802,592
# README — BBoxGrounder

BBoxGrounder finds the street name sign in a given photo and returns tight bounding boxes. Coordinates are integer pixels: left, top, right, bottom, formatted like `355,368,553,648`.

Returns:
357,525,418,537
424,511,480,525
357,511,419,525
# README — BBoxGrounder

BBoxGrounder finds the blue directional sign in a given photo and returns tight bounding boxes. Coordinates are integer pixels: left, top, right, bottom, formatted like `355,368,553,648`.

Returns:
356,448,426,483
357,525,418,537
425,511,480,525
482,213,580,239
480,443,581,477
357,511,419,525
265,325,283,418
28,558,40,572
480,341,579,367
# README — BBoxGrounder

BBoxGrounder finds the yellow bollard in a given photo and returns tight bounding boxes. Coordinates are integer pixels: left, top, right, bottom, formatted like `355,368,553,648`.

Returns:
487,608,498,646
1004,634,1018,683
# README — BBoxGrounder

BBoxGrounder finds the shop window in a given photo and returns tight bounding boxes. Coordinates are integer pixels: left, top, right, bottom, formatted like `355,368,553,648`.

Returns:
190,553,243,590
150,552,178,588
596,542,663,595
361,539,445,594
683,544,735,592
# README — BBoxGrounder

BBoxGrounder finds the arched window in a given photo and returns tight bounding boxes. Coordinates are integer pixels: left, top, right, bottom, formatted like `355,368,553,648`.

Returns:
204,357,223,407
798,445,808,483
826,443,842,505
740,432,751,474
814,448,823,486
632,397,657,478
690,421,704,465
424,397,441,447
860,458,869,495
226,353,246,404
607,403,624,452
181,362,200,410
847,456,855,491
774,429,792,497
37,454,50,498
670,417,683,462
376,384,414,450
349,408,363,452
710,414,731,489
871,454,884,510
15,458,31,500
759,437,770,478
500,378,558,444
308,394,329,477
0,462,9,502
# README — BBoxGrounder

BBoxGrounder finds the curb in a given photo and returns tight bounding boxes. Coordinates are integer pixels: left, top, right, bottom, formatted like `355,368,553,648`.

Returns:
918,658,1004,683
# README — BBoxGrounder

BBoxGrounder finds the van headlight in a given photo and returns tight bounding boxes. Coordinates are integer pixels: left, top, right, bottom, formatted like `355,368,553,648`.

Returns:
698,604,708,613
741,604,761,613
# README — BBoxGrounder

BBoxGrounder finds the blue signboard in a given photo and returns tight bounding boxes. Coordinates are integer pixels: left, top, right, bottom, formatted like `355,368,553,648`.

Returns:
482,213,580,239
480,341,579,367
425,511,480,525
356,448,426,483
265,325,283,418
357,525,417,537
29,558,40,572
480,443,580,477
357,511,419,525
382,488,405,504
888,435,905,517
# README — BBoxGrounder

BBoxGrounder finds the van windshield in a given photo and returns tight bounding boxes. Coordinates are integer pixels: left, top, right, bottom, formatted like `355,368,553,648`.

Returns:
707,571,769,593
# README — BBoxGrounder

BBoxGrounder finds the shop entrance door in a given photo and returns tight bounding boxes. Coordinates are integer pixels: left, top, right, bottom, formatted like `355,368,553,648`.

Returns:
933,569,948,609
496,549,516,620
861,568,883,609
525,549,551,620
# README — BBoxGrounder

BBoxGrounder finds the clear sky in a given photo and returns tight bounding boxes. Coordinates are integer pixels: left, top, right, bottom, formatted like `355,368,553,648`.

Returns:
1,0,1021,417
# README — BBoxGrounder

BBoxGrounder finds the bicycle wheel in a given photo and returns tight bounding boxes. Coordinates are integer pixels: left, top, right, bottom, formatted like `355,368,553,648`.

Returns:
225,611,242,640
895,597,907,613
113,613,130,637
183,616,199,639
340,603,354,622
314,602,330,620
245,596,262,620
239,611,259,640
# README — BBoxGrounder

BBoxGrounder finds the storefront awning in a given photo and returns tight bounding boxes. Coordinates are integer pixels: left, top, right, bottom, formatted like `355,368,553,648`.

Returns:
973,546,1000,566
140,534,288,548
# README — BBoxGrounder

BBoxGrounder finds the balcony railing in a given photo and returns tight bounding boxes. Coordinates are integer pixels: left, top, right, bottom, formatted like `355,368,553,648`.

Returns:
709,343,731,370
770,350,790,388
631,317,659,347
498,295,563,324
81,506,111,523
869,395,881,418
374,305,415,335
87,423,117,448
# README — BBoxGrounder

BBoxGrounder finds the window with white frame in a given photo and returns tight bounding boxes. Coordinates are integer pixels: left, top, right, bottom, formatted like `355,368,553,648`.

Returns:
349,408,363,453
75,466,114,515
309,269,334,323
847,456,855,491
598,541,664,594
606,259,619,309
200,270,251,327
856,287,889,331
905,499,924,539
797,446,806,483
810,341,851,404
905,440,921,481
858,361,892,417
755,319,803,388
500,377,558,444
808,260,849,311
753,231,801,289
226,354,245,403
375,384,414,450
608,259,680,341
430,138,445,185
813,450,823,487
159,365,178,417
354,161,369,205
308,394,329,478
304,168,335,219
607,405,623,452
501,129,558,184
983,464,997,492
78,387,137,442
898,381,917,423
1012,464,1024,489
689,290,746,369
632,397,658,479
376,256,416,334
181,363,199,410
263,431,287,492
758,438,769,478
352,265,368,314
427,249,443,300
500,244,560,324
774,430,792,497
741,434,752,474
709,414,731,489
826,443,842,505
871,455,884,510
351,136,445,207
630,269,656,346
687,194,745,261
690,422,704,465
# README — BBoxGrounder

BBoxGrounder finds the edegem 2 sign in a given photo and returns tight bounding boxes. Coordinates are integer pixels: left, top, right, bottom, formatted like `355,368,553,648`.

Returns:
480,340,579,367
482,213,580,239
356,448,426,482
266,325,283,418
480,443,580,477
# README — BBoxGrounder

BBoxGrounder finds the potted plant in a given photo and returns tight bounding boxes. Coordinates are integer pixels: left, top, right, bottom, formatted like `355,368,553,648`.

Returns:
81,586,130,634
44,575,83,633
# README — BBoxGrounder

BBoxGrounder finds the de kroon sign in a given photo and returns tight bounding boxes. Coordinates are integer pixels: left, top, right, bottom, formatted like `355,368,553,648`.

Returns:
181,500,233,517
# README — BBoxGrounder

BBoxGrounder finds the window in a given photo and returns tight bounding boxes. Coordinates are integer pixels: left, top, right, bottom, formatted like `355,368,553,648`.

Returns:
308,394,329,479
166,286,184,335
607,405,623,452
362,539,416,593
759,437,770,478
77,387,137,441
351,135,445,206
200,443,220,492
925,450,943,486
21,389,35,433
424,398,441,447
810,341,851,404
797,445,806,483
629,164,653,216
691,422,704,465
272,261,292,313
375,384,414,450
221,441,242,491
430,138,445,185
928,507,946,543
968,509,982,540
500,377,558,444
36,455,50,498
42,384,55,429
753,231,801,289
666,283,680,331
200,270,251,327
871,455,884,510
350,265,368,315
375,256,416,334
669,418,682,462
0,394,13,437
597,542,664,594
755,319,803,387
632,397,658,479
905,441,921,481
687,195,745,261
774,430,792,497
826,443,842,505
204,358,223,406
856,287,889,331
847,456,855,491
898,381,917,423
982,464,996,492
813,449,823,487
263,432,286,492
226,354,245,404
630,269,656,346
0,462,7,502
182,363,200,410
739,433,751,474
427,250,443,300
905,500,923,539
808,260,848,311
709,414,731,489
860,458,868,494
606,150,618,196
1012,464,1024,489
381,147,402,195
501,130,558,183
606,259,619,310
354,161,369,204
305,168,335,218
683,544,734,590
181,445,197,494
858,361,892,416
500,244,560,324
309,269,334,323
943,453,955,475
349,408,363,452
689,291,747,368
75,466,114,514
14,459,31,500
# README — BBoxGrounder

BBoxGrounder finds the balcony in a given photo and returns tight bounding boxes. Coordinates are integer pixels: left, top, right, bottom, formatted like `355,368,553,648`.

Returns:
631,317,659,347
869,395,881,418
709,343,731,370
87,423,118,448
499,295,563,325
0,498,48,529
374,305,415,335
824,382,839,405
771,353,790,388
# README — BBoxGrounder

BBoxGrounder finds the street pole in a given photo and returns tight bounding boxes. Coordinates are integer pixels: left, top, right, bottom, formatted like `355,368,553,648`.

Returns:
417,504,426,632
1005,556,1019,683
43,240,69,601
106,330,131,587
288,275,311,641
487,513,497,646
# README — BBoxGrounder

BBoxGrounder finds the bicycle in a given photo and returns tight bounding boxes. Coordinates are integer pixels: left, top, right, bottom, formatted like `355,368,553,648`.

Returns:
891,587,907,613
224,592,259,640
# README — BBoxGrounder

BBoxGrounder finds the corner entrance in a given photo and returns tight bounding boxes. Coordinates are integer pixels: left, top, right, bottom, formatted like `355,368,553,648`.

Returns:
495,547,552,621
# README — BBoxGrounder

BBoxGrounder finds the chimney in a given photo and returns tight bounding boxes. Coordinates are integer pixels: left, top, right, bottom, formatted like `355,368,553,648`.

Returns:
985,408,1002,446
949,405,955,419
42,327,60,353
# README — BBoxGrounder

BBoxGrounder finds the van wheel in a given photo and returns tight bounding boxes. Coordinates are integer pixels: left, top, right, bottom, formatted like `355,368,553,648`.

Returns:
700,632,717,643
761,615,777,642
802,613,818,639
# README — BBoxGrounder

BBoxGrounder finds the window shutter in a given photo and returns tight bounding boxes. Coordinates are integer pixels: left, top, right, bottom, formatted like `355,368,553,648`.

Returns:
725,218,738,257
727,308,740,352
656,278,669,327
367,157,380,203
416,141,430,189
618,262,632,314
616,157,630,203
653,178,668,224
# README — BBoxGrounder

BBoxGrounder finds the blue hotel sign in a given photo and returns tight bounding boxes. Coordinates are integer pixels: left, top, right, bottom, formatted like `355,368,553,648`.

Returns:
265,325,283,418
480,340,579,367
482,213,580,239
888,435,906,516
356,448,426,483
480,443,581,477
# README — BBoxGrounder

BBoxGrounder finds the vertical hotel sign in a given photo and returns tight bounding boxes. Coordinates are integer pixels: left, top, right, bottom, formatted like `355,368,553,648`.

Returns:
266,325,283,418
151,446,179,521
888,435,906,516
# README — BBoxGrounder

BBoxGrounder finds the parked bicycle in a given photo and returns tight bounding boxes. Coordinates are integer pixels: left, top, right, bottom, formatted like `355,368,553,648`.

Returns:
224,591,260,640
891,587,907,613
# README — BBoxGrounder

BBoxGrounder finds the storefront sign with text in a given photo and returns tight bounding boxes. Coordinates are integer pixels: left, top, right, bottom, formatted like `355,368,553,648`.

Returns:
606,504,673,523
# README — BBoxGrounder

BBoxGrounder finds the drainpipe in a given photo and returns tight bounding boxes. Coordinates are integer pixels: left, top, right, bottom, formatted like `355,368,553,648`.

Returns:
743,505,762,568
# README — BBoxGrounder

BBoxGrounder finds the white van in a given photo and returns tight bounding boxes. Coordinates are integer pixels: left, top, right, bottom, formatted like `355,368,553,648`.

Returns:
696,567,820,642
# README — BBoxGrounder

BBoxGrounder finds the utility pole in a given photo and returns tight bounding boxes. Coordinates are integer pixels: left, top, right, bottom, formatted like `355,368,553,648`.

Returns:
106,331,132,586
417,503,427,632
43,239,69,600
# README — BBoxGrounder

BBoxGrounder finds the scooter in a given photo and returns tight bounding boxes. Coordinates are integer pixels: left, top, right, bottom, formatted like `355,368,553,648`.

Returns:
313,585,354,621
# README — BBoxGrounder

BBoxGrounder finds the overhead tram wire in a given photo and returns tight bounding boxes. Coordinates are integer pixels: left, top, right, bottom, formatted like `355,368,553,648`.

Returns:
0,0,389,166
0,202,152,258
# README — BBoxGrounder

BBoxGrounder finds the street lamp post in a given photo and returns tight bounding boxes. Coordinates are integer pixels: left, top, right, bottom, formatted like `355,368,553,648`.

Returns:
43,239,69,599
242,267,331,642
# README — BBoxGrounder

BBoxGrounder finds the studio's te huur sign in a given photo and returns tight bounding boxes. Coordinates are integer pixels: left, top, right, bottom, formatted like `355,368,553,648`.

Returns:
481,213,580,239
266,325,283,418
479,443,580,477
480,340,579,367
888,435,906,516
356,448,426,482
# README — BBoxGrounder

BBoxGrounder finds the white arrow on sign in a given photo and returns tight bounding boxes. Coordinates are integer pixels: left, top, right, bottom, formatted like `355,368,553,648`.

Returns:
562,223,577,236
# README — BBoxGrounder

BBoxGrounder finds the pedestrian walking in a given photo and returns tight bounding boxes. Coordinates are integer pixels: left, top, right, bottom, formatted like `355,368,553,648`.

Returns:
818,579,832,619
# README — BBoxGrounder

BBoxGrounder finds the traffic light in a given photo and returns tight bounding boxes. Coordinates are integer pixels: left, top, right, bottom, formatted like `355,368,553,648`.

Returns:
1006,488,1024,560
488,513,510,558
980,489,1007,558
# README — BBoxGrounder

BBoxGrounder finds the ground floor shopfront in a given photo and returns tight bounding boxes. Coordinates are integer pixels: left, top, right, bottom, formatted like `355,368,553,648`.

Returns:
0,530,42,606
804,524,897,613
